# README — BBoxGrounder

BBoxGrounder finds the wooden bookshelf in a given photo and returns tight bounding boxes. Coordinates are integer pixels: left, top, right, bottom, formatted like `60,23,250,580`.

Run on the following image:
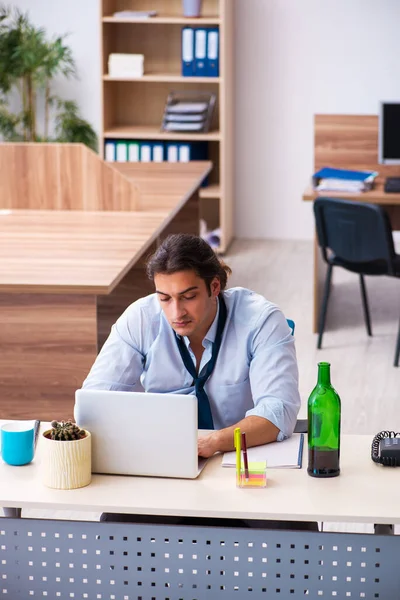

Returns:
102,16,222,25
103,74,222,83
100,0,234,252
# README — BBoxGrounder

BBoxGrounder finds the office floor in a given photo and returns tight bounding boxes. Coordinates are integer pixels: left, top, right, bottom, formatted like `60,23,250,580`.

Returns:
19,239,400,531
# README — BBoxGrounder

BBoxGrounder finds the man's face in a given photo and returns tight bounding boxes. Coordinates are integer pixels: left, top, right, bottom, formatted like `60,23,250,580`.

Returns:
154,270,221,341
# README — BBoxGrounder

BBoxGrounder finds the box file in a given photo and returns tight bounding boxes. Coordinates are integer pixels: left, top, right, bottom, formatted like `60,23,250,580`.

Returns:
140,142,152,162
128,142,140,162
194,28,207,75
166,143,179,162
181,27,195,76
104,141,116,162
206,28,219,77
152,143,164,163
179,144,191,163
116,141,128,162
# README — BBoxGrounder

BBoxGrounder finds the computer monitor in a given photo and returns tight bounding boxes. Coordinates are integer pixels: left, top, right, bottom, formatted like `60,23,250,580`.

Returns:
379,102,400,164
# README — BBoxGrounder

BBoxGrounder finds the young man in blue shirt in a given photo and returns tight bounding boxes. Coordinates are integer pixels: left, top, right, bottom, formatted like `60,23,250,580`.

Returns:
83,233,301,456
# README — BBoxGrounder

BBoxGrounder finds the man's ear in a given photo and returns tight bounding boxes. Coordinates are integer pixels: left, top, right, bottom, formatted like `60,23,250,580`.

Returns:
210,277,221,298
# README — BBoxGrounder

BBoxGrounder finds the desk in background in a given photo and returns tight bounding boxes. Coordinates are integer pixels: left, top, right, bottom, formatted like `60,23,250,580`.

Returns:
0,146,211,420
0,428,400,598
303,115,400,332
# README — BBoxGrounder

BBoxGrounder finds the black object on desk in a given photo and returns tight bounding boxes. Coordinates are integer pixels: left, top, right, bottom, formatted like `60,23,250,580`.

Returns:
384,177,400,192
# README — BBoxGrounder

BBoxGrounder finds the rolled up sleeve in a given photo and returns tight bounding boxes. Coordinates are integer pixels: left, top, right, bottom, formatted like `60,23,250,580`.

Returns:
82,304,145,391
246,308,301,440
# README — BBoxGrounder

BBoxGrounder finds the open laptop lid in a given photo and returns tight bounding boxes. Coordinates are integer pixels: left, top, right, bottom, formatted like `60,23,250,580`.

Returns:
74,389,205,479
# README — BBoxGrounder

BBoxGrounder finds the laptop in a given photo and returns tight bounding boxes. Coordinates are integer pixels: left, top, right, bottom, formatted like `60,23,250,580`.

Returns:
74,389,208,479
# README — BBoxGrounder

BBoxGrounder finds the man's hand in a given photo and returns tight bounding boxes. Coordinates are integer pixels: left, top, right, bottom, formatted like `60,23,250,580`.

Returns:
198,431,220,458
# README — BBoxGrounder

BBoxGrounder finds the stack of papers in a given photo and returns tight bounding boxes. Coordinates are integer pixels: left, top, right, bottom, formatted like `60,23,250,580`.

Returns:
222,433,304,469
113,10,157,18
164,101,209,132
108,54,144,78
313,167,378,193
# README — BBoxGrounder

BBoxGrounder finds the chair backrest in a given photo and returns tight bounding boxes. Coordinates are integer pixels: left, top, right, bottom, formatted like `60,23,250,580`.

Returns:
287,319,295,335
313,197,396,270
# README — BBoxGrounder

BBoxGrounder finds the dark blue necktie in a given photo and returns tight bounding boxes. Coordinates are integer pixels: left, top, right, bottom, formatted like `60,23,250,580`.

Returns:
174,294,227,429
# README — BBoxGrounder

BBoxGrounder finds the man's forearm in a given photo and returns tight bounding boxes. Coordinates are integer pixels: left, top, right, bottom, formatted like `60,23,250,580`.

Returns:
198,416,280,457
214,416,279,451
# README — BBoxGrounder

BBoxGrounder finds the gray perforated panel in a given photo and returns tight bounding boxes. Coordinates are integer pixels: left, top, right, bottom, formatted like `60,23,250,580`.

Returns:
0,517,399,599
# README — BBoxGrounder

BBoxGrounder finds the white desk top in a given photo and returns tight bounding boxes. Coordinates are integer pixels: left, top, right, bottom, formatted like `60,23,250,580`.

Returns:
1,425,399,525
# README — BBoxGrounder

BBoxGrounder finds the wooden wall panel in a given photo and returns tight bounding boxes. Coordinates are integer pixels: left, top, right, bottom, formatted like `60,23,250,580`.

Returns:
0,294,97,421
0,143,140,211
315,115,400,182
83,149,140,211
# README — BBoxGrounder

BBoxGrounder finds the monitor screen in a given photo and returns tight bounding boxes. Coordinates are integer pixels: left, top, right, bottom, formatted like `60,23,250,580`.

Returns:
379,102,400,164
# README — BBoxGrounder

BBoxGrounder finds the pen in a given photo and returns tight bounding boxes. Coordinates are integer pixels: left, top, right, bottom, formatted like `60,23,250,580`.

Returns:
241,431,249,481
234,427,241,483
34,420,41,450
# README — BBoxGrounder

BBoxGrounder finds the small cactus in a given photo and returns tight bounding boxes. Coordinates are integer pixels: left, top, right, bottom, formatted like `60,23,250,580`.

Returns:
49,420,86,441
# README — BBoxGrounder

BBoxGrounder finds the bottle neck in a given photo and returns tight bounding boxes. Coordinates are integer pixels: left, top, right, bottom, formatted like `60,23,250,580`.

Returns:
317,362,331,386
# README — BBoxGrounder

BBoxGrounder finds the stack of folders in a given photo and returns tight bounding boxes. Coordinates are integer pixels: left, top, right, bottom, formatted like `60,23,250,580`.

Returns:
181,27,219,77
105,140,208,165
313,167,378,193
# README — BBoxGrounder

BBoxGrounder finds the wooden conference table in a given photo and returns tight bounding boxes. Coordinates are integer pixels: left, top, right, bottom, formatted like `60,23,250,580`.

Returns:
0,429,399,598
0,161,211,420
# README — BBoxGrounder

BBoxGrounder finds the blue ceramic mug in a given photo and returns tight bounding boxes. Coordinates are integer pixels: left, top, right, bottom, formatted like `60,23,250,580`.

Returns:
1,421,35,466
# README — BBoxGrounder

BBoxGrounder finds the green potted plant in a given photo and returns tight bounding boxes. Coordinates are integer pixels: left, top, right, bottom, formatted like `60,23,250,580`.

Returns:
42,420,91,490
0,4,97,150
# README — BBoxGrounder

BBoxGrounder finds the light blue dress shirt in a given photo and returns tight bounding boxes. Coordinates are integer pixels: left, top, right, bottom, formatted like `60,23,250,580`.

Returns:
82,287,301,440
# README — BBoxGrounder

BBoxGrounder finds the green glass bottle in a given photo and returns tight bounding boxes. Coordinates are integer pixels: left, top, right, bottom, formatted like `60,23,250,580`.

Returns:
307,362,341,478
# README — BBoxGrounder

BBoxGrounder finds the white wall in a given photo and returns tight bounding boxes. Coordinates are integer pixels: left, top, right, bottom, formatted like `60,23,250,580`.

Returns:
9,0,101,140
235,0,400,240
10,0,400,240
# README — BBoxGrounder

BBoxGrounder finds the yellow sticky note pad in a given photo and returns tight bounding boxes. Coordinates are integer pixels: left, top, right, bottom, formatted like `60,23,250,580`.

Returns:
248,460,267,473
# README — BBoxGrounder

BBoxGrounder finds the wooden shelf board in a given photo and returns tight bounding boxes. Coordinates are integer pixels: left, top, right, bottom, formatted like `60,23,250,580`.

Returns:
103,74,221,83
103,15,221,25
199,184,221,198
104,125,221,141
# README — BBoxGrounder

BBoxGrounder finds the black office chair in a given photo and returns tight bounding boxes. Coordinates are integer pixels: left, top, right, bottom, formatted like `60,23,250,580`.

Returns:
284,318,308,433
313,197,400,366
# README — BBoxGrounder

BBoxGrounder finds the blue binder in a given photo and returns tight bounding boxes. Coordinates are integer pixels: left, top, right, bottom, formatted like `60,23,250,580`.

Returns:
166,143,179,162
181,27,195,76
194,28,207,75
206,28,219,77
152,142,164,163
178,143,191,163
140,142,152,162
178,142,208,162
104,140,116,162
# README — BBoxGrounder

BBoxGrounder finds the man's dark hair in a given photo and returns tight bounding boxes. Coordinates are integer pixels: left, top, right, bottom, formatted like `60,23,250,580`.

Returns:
146,234,232,293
